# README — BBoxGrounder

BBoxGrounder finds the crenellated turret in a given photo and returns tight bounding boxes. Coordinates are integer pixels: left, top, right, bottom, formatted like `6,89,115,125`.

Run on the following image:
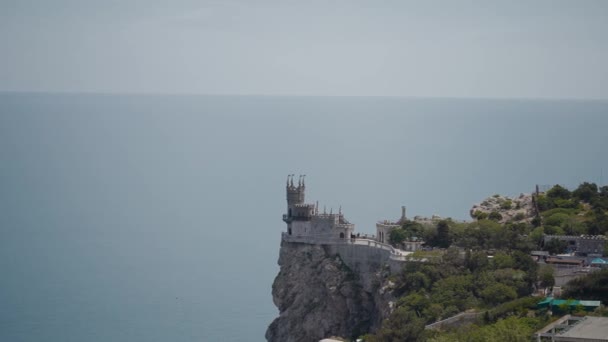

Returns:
286,174,305,207
285,174,309,225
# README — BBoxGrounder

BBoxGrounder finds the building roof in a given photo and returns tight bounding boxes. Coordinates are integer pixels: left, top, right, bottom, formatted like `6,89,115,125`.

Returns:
558,316,608,340
551,299,580,306
592,258,608,264
546,257,584,265
537,298,600,309
579,300,601,307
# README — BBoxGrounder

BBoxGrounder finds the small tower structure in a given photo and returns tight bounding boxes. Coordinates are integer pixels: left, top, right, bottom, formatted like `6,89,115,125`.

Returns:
376,206,424,251
284,175,314,235
376,206,407,244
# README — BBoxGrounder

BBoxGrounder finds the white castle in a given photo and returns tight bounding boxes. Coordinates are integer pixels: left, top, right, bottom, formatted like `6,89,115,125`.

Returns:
281,175,423,253
283,175,355,241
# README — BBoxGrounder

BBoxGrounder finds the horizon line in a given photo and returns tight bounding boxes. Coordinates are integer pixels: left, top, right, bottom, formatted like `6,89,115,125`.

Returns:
1,90,607,102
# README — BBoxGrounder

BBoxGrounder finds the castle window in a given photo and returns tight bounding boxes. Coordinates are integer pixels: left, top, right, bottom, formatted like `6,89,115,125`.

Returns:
340,232,345,239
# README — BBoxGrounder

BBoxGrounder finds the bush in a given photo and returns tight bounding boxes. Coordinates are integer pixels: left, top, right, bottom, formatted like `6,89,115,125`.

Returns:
564,269,608,304
544,213,571,227
488,211,503,221
472,210,488,220
547,185,571,200
389,228,407,245
481,283,518,306
542,207,578,217
513,213,526,221
500,200,513,210
544,238,568,255
573,182,599,203
488,297,540,321
554,198,579,209
536,195,553,211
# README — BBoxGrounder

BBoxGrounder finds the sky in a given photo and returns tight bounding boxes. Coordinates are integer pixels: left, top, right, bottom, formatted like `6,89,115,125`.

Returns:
1,0,607,99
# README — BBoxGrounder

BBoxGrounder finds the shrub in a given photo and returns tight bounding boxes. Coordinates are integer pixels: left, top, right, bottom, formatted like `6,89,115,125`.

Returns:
547,185,571,200
554,199,579,209
544,238,568,255
489,211,503,221
501,200,513,210
573,182,599,203
473,210,488,220
513,213,526,221
481,283,518,306
544,213,571,227
389,228,407,245
543,225,565,236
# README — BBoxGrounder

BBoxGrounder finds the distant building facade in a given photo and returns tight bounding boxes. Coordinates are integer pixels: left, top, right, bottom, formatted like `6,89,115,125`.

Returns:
543,235,607,255
376,207,424,251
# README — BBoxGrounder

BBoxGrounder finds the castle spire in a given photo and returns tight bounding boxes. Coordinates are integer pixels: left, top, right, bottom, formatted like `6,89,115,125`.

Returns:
339,206,342,215
286,174,290,187
301,175,306,187
298,175,302,188
290,174,294,188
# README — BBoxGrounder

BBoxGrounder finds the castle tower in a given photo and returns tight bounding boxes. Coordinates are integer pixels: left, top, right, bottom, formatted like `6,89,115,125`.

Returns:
284,175,308,224
286,174,305,208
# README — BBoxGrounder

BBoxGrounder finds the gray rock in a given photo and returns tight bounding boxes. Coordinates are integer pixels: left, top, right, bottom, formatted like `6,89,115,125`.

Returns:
266,241,394,342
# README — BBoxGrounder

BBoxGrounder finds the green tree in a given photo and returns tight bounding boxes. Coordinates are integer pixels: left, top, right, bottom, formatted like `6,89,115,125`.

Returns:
573,182,598,203
401,220,425,238
436,220,451,248
538,265,555,288
481,283,518,306
544,213,571,227
466,251,490,272
547,184,571,200
492,252,515,269
512,250,538,294
564,269,608,303
544,238,568,255
389,228,407,245
375,306,425,341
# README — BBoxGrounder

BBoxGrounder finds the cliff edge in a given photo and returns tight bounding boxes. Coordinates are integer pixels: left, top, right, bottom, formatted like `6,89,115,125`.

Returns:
266,241,394,342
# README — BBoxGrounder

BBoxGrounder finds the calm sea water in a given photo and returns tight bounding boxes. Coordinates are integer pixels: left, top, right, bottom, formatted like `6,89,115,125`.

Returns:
1,93,607,341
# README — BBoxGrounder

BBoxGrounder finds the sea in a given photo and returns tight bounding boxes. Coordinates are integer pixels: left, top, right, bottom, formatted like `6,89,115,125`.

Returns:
1,93,607,341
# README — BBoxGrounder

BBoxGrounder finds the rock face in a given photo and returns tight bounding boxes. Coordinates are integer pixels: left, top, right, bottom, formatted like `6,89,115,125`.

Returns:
470,193,536,223
266,241,394,342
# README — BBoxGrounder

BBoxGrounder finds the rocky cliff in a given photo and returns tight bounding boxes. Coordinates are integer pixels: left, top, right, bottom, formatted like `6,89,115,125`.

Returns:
266,241,395,342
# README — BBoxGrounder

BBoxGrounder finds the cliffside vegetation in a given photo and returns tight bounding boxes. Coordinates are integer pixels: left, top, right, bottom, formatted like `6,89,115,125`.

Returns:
361,182,608,341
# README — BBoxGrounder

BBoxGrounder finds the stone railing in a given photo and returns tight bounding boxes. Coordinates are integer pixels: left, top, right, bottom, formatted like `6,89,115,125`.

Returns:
336,223,355,230
281,233,351,245
425,311,482,331
281,232,412,261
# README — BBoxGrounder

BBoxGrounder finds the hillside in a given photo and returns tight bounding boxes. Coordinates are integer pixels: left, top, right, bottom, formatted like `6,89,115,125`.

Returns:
360,182,608,341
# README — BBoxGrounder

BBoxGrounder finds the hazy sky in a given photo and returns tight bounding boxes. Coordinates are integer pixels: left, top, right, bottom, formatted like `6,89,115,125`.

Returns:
1,0,607,98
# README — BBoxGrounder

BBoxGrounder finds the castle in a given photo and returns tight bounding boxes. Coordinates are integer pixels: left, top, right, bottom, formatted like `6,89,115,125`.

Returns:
280,175,421,280
283,175,355,241
281,175,423,256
